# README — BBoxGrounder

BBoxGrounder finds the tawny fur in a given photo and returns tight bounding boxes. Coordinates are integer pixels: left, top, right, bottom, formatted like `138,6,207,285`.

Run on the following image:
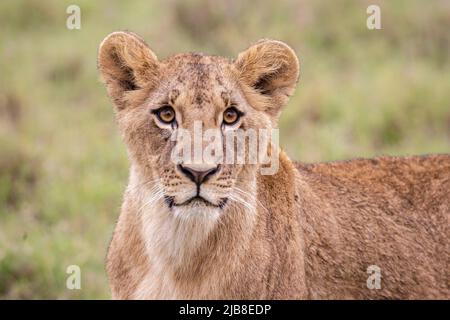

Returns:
98,31,449,299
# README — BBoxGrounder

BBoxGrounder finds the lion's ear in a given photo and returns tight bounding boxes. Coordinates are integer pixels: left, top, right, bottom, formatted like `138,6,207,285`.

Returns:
98,31,159,110
234,39,299,116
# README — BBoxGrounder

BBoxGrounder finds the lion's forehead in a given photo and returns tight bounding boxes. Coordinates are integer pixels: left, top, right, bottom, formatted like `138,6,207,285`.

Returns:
165,53,232,91
162,54,236,121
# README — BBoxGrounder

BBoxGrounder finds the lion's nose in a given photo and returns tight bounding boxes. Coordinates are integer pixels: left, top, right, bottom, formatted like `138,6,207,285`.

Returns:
178,164,220,186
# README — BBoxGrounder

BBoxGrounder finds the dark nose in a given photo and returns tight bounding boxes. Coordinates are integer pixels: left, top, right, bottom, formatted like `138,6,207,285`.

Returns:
178,164,220,185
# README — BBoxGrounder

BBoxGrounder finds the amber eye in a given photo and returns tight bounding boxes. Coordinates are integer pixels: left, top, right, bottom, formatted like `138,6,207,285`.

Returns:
223,107,241,125
155,106,176,124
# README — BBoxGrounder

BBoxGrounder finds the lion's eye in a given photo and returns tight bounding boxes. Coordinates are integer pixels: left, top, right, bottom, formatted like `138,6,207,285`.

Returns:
155,106,176,124
223,107,241,125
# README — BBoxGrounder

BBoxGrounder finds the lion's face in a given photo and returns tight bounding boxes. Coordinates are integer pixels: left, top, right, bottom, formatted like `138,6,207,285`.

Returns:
120,55,269,214
98,32,299,217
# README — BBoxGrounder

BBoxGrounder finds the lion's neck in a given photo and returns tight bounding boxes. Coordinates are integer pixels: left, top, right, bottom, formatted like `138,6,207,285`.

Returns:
128,180,257,298
113,154,305,299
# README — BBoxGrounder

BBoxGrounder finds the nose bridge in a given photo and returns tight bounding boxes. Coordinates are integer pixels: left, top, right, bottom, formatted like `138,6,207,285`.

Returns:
186,122,221,166
182,101,216,129
179,108,221,166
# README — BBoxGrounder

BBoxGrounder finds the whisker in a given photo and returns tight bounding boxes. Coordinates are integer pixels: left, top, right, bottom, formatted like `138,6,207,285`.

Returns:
233,186,268,213
229,194,255,212
127,178,161,194
137,189,164,212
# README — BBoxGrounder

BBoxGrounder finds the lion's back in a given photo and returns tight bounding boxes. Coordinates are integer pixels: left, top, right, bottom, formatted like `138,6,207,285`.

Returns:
295,154,450,216
293,154,449,299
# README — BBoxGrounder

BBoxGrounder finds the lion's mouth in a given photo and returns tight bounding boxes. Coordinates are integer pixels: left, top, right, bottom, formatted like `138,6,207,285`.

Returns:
164,195,228,209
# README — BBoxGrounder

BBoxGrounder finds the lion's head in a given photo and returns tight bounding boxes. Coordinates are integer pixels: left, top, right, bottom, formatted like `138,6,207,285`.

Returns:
98,31,299,219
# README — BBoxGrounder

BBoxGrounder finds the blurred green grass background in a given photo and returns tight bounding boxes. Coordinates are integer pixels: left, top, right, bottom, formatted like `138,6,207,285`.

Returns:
0,0,449,299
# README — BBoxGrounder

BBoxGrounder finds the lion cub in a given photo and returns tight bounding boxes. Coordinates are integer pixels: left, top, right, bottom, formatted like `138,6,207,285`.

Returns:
98,31,449,299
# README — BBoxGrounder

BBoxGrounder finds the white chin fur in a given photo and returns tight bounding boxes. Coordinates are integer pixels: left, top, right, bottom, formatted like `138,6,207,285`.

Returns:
172,204,221,222
139,199,222,269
